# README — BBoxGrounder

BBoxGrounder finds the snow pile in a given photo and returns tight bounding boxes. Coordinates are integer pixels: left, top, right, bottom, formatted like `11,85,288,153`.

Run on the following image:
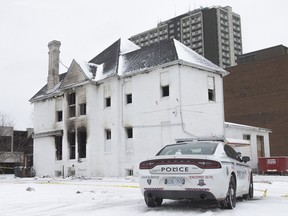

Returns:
0,175,288,216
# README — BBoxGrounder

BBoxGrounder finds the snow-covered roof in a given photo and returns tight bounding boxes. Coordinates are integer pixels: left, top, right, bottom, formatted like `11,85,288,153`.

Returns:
173,39,227,74
30,38,228,102
225,122,272,132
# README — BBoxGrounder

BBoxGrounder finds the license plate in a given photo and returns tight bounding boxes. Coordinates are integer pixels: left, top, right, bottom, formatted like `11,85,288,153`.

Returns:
164,177,185,185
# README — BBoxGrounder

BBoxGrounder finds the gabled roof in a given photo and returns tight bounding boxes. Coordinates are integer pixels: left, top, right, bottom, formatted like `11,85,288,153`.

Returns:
30,38,228,102
30,73,67,102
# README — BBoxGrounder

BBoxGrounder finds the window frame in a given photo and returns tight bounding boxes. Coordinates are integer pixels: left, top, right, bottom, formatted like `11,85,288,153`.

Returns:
68,92,76,118
208,76,216,102
79,103,86,116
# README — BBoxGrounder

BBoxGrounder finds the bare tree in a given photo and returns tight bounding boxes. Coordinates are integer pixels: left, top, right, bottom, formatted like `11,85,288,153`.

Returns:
0,112,14,158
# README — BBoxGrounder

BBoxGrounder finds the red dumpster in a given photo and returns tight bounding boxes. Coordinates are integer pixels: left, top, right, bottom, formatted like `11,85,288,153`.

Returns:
258,157,288,175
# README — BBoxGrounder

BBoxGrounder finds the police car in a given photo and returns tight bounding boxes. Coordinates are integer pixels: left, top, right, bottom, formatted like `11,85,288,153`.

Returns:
139,139,253,209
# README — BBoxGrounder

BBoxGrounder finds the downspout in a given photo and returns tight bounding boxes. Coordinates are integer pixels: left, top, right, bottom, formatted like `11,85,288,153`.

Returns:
178,63,196,137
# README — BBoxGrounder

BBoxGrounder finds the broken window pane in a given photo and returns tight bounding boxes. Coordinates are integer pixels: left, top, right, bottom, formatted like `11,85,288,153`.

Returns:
79,103,86,116
68,92,76,105
68,131,76,159
78,128,86,158
68,92,76,117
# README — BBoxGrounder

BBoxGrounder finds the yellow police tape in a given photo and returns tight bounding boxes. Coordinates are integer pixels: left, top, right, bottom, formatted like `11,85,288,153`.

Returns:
36,181,140,188
254,189,267,197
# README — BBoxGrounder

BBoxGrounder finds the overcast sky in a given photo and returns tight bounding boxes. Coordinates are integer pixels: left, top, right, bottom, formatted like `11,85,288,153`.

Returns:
0,0,287,130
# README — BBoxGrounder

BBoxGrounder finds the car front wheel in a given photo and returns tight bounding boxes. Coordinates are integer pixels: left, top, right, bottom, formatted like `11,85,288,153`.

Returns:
144,195,163,207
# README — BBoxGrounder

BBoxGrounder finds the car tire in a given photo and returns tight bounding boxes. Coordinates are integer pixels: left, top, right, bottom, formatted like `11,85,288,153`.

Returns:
144,195,163,207
243,174,254,200
220,176,236,209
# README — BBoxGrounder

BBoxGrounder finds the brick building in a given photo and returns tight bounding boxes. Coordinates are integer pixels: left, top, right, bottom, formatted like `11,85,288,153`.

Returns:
224,45,288,156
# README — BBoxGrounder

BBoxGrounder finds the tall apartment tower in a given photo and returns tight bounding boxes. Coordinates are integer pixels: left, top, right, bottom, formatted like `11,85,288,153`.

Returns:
129,6,242,68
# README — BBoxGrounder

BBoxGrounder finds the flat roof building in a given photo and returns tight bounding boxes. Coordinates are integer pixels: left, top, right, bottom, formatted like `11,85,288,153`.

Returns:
224,45,288,156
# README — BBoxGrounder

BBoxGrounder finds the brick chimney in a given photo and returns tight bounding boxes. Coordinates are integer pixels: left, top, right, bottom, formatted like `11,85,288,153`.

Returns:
47,40,61,90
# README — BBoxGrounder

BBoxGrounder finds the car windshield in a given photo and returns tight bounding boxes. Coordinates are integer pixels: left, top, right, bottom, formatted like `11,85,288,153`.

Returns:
156,142,218,156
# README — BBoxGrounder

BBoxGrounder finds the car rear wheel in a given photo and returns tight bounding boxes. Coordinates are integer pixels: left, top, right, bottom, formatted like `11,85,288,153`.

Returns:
243,174,254,200
220,176,236,209
144,195,163,207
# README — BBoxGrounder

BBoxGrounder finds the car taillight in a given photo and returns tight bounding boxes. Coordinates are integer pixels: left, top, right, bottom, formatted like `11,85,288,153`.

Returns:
197,160,222,169
139,160,157,169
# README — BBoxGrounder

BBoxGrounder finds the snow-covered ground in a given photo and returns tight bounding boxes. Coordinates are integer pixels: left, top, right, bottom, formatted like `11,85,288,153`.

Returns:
0,174,288,216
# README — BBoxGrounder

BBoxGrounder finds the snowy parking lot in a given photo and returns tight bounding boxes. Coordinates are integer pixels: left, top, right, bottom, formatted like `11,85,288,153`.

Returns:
0,175,288,216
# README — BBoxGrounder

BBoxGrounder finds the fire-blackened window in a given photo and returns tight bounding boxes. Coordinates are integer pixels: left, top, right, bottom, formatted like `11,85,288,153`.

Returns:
68,131,76,159
78,128,87,158
126,127,133,139
105,129,111,140
68,92,76,118
55,136,62,160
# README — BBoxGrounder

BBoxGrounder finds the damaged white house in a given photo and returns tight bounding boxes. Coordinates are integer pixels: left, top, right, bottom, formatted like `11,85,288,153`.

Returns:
30,39,270,177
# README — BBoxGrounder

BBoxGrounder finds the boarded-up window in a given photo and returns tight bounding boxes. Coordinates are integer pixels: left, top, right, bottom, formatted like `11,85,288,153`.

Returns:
124,81,132,104
160,72,169,97
105,129,111,153
208,76,216,101
104,85,111,108
55,136,62,160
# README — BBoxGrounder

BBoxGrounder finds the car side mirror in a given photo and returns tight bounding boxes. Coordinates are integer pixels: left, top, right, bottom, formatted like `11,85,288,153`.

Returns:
242,156,250,163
